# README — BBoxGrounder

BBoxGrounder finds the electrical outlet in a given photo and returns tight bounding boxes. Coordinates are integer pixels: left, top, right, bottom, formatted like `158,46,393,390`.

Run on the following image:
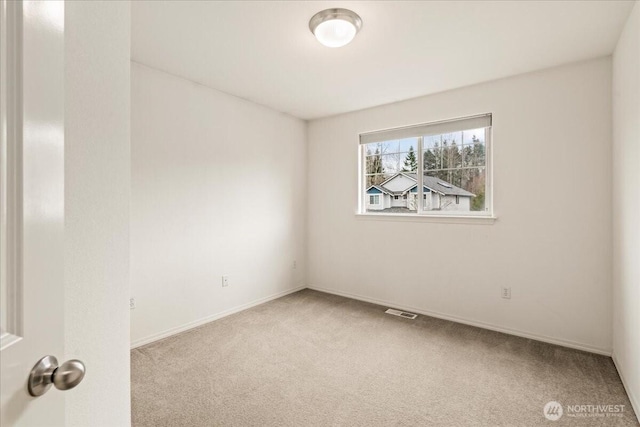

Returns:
222,275,229,287
129,298,136,309
501,287,511,299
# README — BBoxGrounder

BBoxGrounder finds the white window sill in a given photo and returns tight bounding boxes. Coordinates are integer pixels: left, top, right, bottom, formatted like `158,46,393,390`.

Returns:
355,213,497,225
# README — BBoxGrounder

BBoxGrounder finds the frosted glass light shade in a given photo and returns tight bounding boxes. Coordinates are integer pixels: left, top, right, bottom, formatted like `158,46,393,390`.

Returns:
309,9,362,48
314,19,357,48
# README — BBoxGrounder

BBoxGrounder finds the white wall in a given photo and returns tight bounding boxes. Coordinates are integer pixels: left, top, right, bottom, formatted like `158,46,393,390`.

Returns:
308,58,613,354
64,1,131,426
130,63,307,346
613,1,640,414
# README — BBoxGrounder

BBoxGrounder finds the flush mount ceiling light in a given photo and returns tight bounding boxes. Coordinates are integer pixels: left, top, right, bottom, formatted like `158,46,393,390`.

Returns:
309,8,362,48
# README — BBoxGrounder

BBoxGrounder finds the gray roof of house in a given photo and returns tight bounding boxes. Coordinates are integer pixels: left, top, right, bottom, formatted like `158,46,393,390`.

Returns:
366,184,391,195
366,183,405,196
397,173,476,197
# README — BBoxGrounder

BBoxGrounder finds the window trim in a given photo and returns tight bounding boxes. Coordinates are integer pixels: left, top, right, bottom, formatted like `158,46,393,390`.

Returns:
358,115,493,219
355,212,497,224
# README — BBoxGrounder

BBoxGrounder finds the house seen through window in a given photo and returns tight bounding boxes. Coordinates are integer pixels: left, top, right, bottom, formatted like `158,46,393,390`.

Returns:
360,114,492,216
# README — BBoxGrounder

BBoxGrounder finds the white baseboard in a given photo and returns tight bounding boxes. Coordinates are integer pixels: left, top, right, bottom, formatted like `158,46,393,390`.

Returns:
612,353,640,418
130,285,306,349
131,283,613,357
307,285,612,357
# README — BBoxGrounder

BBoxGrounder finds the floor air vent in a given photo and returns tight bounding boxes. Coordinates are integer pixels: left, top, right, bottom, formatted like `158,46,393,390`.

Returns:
385,308,418,320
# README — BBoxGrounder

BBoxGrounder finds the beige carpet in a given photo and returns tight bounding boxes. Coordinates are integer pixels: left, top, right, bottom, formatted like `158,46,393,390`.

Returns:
131,289,638,426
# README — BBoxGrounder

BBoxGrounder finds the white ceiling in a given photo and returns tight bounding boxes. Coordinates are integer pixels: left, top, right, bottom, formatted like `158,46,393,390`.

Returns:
132,1,635,120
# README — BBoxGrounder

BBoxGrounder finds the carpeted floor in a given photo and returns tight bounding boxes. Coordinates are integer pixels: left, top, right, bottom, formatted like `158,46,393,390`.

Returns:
131,289,638,426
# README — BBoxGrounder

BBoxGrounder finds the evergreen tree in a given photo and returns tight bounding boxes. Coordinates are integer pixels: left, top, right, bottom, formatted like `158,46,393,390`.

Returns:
473,141,485,166
469,171,486,211
423,149,437,171
403,146,418,171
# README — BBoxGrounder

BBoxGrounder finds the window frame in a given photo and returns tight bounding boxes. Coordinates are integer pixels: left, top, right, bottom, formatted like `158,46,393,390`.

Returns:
358,115,493,219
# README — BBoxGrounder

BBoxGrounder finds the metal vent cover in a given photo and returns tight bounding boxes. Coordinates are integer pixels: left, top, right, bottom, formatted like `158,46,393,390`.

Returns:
385,308,418,320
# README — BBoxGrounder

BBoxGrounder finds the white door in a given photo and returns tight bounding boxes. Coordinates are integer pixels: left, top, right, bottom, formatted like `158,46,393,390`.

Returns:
1,1,70,426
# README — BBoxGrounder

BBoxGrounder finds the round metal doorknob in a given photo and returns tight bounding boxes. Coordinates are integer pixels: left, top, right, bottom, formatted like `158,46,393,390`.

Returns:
28,356,86,397
53,359,86,390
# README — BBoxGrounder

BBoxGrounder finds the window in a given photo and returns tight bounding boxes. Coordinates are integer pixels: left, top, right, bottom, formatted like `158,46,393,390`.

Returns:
360,114,492,217
369,194,380,205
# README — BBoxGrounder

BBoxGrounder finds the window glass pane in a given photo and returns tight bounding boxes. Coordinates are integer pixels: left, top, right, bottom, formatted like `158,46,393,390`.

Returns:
460,142,486,167
462,129,485,144
361,120,491,216
472,142,486,167
461,128,486,167
423,146,464,171
424,134,441,149
465,167,487,212
380,154,403,174
400,148,418,172
398,138,418,153
365,140,400,155
365,152,384,175
423,147,440,171
442,143,462,171
441,131,462,148
421,127,488,213
422,168,486,212
365,173,392,187
364,144,380,157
